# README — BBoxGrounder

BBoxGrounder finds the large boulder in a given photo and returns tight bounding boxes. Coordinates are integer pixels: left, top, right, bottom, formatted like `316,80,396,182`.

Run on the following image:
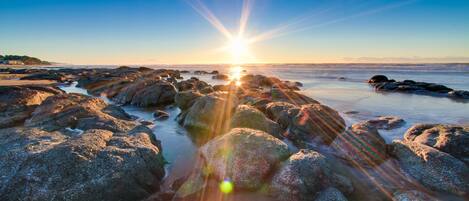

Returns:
0,85,63,128
174,90,203,110
114,79,177,107
176,77,210,92
390,140,469,195
25,93,138,132
182,92,238,140
331,122,388,167
288,104,346,144
368,75,388,83
200,128,290,190
230,105,283,138
265,101,298,129
403,124,469,164
270,149,352,201
0,127,165,201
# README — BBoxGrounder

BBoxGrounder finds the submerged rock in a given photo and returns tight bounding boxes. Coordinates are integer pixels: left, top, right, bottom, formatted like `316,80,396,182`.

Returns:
365,116,405,130
270,149,352,201
200,128,290,190
390,140,469,196
0,127,165,201
154,110,170,120
332,122,388,167
368,75,388,83
403,124,469,164
230,105,283,138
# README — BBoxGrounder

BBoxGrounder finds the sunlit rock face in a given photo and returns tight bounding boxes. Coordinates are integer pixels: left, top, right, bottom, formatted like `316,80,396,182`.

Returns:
182,92,239,142
331,122,388,167
230,105,283,139
390,140,469,196
270,149,352,201
0,85,63,128
288,103,346,144
403,124,469,165
200,128,290,190
113,79,177,107
25,93,137,133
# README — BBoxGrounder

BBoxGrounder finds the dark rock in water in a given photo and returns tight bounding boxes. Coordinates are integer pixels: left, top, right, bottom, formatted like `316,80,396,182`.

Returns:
174,91,203,110
368,75,469,100
288,103,346,144
344,111,359,115
265,101,297,129
331,122,388,167
211,74,229,80
194,70,209,75
368,75,388,83
230,105,283,139
199,86,214,94
390,140,469,196
140,120,154,126
153,110,169,120
25,93,138,132
314,187,348,201
209,70,219,74
365,116,405,130
392,190,440,201
0,85,63,128
180,70,190,73
200,128,290,190
20,72,72,82
270,149,352,201
0,127,165,201
403,124,469,164
181,92,238,140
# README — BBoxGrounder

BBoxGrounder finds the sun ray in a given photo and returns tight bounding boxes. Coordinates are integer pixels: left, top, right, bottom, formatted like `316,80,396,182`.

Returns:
186,0,233,40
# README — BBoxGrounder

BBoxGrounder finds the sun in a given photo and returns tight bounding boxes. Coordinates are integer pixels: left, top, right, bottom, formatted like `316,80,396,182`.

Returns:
228,36,250,64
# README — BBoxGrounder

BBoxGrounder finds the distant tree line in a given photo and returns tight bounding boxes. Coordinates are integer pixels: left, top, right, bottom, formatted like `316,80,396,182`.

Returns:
0,55,51,65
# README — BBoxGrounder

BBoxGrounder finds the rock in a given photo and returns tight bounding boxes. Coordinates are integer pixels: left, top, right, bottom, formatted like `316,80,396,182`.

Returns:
212,74,229,80
154,110,170,120
403,124,469,164
448,90,469,99
0,85,63,128
315,187,348,201
194,70,209,75
270,88,319,105
368,75,388,83
140,120,154,126
392,190,440,201
200,128,290,190
20,73,70,82
270,149,351,201
390,140,469,195
331,122,387,167
288,104,346,144
209,70,219,74
114,80,177,107
0,127,165,201
25,93,138,133
174,91,203,110
365,116,405,130
230,105,283,138
265,101,298,129
176,78,210,91
182,92,238,140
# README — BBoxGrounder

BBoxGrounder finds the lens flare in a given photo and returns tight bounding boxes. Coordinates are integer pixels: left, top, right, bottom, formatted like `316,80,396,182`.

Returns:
219,179,234,194
229,66,243,86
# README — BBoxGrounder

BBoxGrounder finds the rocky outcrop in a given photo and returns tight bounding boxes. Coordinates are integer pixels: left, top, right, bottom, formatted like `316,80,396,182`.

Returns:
390,140,468,195
392,190,439,201
288,104,346,144
365,116,405,130
0,127,165,201
0,85,63,128
174,90,203,110
265,101,298,129
26,93,138,132
331,122,388,167
270,149,352,201
200,128,290,190
403,124,469,164
315,187,348,201
181,92,238,141
230,105,283,138
212,74,229,80
114,79,177,107
176,77,210,92
368,75,469,100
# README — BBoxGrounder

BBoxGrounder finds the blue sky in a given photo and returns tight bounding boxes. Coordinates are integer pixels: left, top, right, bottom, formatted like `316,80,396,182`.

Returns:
1,0,468,64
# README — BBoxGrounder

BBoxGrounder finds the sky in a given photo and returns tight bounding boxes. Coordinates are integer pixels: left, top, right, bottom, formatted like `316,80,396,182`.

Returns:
1,0,469,65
